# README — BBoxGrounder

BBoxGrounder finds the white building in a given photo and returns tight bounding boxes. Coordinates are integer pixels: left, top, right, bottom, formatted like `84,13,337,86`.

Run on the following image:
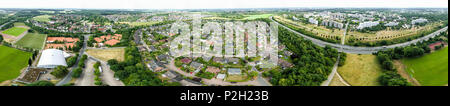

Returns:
308,18,319,25
412,18,428,25
357,21,380,29
321,20,344,29
37,49,68,68
384,22,399,27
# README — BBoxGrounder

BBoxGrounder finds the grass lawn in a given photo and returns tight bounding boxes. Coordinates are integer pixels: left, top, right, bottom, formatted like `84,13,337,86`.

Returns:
0,46,32,83
13,22,26,27
337,54,383,86
401,47,448,86
32,15,52,22
86,48,125,62
2,27,28,36
225,74,249,82
14,33,47,50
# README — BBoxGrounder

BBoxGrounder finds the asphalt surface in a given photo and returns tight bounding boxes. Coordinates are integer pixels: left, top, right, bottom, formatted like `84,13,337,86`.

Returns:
271,16,449,54
56,34,89,86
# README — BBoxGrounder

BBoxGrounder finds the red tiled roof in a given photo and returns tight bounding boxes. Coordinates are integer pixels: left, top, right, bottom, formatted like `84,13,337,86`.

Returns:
104,39,120,46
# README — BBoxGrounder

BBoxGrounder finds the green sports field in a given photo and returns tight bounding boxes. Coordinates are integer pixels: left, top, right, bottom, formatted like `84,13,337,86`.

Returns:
2,27,28,36
402,47,448,86
0,46,32,83
14,33,47,50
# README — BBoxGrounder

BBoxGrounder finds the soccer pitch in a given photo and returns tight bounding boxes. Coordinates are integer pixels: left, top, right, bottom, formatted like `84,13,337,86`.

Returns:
14,33,47,50
0,46,32,83
2,27,28,36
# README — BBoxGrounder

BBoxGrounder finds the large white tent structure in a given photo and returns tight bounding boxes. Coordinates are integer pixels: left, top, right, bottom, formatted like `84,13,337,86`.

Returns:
37,49,68,68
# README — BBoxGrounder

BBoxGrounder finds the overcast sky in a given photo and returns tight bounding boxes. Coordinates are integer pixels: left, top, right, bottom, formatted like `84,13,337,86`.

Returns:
0,0,448,9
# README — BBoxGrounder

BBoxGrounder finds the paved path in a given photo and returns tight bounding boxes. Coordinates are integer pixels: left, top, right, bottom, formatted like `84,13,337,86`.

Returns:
271,16,448,54
74,59,96,86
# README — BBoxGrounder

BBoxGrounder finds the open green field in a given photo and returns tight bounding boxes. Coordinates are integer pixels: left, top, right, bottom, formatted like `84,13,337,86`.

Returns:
243,14,273,20
2,27,27,36
0,46,32,83
13,22,26,27
32,15,52,22
402,47,448,86
14,33,47,50
338,54,383,86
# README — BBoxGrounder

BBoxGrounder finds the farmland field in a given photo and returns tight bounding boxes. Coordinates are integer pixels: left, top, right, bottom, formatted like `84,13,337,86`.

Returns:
0,46,32,83
14,33,47,50
401,47,448,86
32,15,52,22
86,48,125,62
2,27,28,36
337,54,383,86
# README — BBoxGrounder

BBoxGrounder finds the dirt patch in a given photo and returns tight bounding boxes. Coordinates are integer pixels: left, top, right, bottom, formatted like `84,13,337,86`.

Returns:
0,80,12,86
393,60,421,86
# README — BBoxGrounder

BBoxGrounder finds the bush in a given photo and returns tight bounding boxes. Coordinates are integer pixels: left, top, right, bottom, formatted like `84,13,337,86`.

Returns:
71,68,83,78
26,80,55,86
94,81,103,85
51,66,69,78
66,56,78,67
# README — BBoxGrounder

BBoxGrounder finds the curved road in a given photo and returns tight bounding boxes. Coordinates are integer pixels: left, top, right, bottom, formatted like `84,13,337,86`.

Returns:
271,16,448,54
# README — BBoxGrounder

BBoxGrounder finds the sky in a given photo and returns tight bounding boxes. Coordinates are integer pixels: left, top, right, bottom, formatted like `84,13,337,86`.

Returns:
0,0,448,9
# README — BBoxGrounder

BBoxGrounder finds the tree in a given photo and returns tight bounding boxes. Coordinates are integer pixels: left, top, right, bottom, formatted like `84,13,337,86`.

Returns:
382,60,395,71
71,68,83,78
0,35,3,43
28,58,32,66
26,80,55,86
107,59,119,65
66,56,77,67
51,66,69,78
403,46,424,57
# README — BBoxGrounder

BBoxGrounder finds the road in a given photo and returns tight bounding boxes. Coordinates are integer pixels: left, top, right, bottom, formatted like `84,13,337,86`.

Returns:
271,16,448,54
0,20,15,29
56,34,89,86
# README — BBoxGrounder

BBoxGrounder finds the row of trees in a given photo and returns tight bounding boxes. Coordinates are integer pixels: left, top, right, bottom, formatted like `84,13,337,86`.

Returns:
264,27,340,86
274,18,341,43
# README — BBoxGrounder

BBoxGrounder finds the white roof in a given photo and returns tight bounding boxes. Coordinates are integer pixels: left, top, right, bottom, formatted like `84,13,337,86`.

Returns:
217,74,226,79
37,49,68,68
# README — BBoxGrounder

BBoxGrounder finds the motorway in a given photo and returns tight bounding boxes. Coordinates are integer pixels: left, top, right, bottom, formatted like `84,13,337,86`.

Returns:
271,16,448,54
